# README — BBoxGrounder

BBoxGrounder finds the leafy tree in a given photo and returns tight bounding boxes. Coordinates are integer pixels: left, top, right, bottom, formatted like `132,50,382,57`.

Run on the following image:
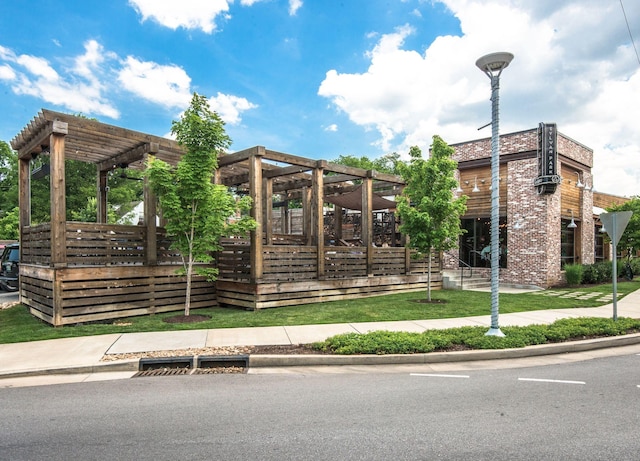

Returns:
0,140,143,236
607,197,640,256
331,152,402,175
146,93,256,316
0,141,18,217
396,137,467,301
0,207,19,240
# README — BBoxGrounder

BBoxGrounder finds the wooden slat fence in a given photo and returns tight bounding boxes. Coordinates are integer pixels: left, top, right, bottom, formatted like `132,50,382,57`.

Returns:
324,247,367,278
217,238,251,281
66,222,145,265
263,246,317,281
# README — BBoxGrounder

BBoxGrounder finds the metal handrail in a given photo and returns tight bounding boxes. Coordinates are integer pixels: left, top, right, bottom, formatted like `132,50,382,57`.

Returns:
457,257,473,290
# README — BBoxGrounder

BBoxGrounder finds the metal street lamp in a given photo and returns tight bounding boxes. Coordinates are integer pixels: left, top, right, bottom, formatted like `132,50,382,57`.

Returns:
476,52,513,337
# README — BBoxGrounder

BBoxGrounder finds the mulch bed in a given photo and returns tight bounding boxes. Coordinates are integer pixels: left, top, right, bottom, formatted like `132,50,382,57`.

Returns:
162,314,211,324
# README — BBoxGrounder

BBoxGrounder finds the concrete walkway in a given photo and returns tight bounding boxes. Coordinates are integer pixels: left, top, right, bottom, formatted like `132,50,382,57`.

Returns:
1,288,640,384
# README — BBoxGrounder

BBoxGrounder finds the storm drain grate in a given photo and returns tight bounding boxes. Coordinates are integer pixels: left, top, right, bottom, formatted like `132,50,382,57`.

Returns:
134,367,191,377
133,355,248,377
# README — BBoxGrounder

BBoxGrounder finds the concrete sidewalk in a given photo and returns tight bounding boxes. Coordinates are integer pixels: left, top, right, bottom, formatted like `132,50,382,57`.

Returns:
1,288,640,381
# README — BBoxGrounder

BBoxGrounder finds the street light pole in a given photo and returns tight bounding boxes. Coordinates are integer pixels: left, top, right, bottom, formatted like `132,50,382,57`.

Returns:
476,52,513,337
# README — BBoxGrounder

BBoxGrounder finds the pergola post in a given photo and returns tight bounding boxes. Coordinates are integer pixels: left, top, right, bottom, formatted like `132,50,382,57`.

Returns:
249,147,264,282
362,173,373,275
97,167,108,223
264,177,273,244
143,151,158,266
18,157,30,279
303,186,312,245
313,161,325,279
50,121,68,268
335,205,343,241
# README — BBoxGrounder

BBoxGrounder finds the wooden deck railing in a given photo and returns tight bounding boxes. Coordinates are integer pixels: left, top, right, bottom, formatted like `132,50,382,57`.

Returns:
22,222,182,266
21,224,437,278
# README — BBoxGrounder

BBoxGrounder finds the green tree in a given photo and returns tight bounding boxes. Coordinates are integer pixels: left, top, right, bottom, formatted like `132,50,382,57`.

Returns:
146,93,256,316
396,136,467,301
0,140,143,234
331,152,402,175
607,197,640,256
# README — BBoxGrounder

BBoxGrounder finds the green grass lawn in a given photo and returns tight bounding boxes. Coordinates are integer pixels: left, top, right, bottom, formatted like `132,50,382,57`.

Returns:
1,280,638,344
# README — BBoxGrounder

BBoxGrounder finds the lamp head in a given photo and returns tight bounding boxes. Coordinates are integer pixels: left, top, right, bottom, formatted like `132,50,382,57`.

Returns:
476,52,514,76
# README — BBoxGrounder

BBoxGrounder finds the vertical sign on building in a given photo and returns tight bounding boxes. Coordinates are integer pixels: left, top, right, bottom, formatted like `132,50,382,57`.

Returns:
534,122,561,194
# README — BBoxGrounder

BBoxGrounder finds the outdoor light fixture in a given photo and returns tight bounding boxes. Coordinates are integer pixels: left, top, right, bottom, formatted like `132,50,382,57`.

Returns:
456,182,463,193
476,51,513,337
575,172,584,188
472,176,480,193
568,210,577,229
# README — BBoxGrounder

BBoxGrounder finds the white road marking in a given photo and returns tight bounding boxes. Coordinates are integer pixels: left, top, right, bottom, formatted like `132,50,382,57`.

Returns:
518,378,585,385
410,373,470,379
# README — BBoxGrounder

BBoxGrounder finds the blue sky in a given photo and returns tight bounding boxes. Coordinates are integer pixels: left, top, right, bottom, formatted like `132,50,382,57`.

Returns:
1,0,639,197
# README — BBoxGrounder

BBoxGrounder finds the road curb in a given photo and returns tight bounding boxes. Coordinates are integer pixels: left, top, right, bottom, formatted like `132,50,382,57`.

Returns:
248,333,640,367
0,360,139,380
2,333,640,379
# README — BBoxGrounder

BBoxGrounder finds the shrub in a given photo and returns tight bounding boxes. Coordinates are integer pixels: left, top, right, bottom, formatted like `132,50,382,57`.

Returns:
564,263,584,286
313,318,640,355
594,260,613,283
581,264,600,284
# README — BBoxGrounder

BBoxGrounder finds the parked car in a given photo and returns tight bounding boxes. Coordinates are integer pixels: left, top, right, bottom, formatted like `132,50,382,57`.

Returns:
0,243,19,292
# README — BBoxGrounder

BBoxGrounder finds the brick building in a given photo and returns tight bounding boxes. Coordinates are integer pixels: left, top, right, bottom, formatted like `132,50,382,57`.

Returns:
443,124,614,288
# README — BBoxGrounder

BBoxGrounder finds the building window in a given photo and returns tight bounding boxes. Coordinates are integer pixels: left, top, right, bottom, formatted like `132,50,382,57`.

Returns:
594,225,605,262
459,217,507,268
561,219,576,267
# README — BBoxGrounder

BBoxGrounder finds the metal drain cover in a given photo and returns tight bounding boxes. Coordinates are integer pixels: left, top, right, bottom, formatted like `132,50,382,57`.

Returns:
134,367,191,377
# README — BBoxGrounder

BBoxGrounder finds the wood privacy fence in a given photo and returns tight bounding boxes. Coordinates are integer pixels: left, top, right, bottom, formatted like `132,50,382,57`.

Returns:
19,225,440,323
217,239,438,282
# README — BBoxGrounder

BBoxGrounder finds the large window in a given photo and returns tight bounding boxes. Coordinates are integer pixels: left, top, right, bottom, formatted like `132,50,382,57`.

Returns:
560,219,576,267
594,224,606,262
459,217,507,268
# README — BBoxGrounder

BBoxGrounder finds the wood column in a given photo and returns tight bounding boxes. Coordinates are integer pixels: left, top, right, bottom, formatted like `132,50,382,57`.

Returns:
143,150,158,266
303,187,312,245
335,205,343,241
282,202,289,234
362,174,373,275
18,157,30,237
50,121,68,267
313,161,325,278
264,178,273,244
249,147,264,282
97,167,108,223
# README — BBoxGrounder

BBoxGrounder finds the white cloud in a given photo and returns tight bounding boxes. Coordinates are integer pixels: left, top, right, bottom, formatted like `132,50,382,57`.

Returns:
318,0,640,197
325,124,338,132
0,64,16,80
0,41,119,119
117,56,192,109
129,0,231,34
289,0,303,16
208,92,257,125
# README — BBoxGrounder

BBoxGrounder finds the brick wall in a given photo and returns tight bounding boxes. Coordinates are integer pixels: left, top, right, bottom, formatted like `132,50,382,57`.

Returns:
445,126,595,288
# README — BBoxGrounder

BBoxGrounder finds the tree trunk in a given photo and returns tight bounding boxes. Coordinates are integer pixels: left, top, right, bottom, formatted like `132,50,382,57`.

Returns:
427,249,432,302
185,257,192,317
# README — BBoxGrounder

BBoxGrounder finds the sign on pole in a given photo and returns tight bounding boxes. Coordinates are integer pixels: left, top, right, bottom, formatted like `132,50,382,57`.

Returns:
599,211,633,320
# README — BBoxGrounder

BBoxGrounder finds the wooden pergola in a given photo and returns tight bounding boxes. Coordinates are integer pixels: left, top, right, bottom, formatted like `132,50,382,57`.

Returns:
11,110,439,325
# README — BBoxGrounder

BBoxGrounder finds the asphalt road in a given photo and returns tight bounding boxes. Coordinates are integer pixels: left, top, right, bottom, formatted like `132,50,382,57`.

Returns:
1,352,639,460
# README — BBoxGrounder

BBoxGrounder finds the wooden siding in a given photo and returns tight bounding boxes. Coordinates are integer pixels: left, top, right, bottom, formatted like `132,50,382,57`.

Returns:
458,166,507,218
560,165,581,219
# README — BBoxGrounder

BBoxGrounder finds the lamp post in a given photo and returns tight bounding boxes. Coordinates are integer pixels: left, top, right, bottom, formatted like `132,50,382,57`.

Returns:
476,52,513,337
